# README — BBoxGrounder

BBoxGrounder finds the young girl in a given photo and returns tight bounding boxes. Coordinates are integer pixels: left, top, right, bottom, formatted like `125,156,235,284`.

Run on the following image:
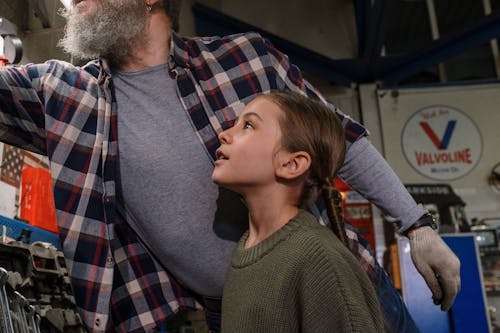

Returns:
212,91,384,332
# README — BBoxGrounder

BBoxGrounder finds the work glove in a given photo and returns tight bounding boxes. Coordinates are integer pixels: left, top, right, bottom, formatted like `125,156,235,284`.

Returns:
408,226,461,311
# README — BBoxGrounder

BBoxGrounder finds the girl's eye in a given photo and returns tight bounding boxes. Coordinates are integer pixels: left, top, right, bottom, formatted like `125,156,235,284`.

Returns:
243,121,254,129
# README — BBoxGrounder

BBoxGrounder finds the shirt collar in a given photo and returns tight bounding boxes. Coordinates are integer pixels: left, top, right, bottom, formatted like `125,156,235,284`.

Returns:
95,32,189,81
98,58,112,85
168,32,190,72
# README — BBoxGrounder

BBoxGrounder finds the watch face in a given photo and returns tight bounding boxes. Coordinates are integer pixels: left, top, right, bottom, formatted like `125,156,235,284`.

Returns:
424,204,440,229
430,218,438,230
416,213,438,232
425,214,438,231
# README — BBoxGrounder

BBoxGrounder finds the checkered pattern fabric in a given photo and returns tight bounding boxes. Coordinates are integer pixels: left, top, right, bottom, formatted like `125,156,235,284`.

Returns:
1,32,410,332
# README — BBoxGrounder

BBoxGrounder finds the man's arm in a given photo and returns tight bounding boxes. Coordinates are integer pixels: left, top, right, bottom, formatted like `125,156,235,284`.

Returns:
263,37,460,311
339,137,460,310
0,63,48,154
339,136,424,231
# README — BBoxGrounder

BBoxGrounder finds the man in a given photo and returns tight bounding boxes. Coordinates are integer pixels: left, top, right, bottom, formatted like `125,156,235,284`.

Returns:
0,0,460,332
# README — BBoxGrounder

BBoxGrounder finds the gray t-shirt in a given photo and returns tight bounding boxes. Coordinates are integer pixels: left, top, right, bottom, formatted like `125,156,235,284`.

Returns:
113,64,247,297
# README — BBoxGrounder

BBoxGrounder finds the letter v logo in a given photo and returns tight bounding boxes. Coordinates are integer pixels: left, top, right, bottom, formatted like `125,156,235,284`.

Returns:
419,120,457,150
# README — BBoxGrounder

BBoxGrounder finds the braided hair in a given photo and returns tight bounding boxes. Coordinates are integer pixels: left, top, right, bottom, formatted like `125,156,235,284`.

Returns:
322,181,348,246
263,91,348,246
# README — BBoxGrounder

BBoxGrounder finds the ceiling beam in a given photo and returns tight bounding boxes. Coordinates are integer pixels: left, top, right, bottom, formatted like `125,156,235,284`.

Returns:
192,2,500,86
382,10,500,84
355,0,391,77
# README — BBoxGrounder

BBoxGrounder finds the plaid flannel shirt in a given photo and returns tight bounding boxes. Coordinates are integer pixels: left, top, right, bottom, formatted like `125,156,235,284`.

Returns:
0,32,413,332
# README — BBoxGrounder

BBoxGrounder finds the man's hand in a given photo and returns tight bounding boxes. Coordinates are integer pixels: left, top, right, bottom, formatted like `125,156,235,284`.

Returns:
408,226,461,311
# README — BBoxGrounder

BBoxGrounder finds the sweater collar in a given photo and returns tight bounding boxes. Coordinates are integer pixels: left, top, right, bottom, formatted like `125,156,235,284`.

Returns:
231,210,314,267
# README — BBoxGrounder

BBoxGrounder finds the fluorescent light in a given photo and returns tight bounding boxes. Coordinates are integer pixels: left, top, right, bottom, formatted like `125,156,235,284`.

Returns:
60,0,72,9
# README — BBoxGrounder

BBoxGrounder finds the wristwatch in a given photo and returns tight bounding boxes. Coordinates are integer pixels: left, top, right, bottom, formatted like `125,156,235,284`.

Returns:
402,213,438,237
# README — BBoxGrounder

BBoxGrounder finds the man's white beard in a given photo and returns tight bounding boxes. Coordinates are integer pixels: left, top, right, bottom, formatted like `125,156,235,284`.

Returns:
59,0,148,66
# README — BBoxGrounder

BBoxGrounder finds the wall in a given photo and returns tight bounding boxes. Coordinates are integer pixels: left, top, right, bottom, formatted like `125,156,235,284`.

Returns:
0,0,69,63
194,0,357,59
21,0,69,63
362,83,500,222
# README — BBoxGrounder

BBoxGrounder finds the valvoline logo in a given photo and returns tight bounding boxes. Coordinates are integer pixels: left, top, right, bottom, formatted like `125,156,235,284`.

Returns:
402,105,482,181
419,120,456,150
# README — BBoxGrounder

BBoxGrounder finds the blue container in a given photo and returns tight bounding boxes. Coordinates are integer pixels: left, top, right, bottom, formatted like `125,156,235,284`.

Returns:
0,215,61,250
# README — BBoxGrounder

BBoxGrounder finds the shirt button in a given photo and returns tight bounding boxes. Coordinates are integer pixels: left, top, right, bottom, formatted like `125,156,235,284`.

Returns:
168,69,177,79
104,197,112,203
106,256,114,265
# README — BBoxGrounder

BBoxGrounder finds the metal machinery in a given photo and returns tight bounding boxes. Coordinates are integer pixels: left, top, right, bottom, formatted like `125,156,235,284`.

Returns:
1,17,85,333
0,18,23,65
0,236,86,332
404,183,470,233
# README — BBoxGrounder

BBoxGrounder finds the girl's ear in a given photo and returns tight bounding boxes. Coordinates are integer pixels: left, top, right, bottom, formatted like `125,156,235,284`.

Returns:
275,151,311,180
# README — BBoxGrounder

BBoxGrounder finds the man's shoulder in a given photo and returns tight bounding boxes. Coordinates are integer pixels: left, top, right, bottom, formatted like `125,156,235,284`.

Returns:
185,31,265,44
25,59,100,81
290,212,351,257
184,32,269,54
80,59,102,78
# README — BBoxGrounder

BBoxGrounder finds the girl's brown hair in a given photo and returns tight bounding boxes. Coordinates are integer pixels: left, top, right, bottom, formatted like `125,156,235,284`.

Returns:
262,91,348,246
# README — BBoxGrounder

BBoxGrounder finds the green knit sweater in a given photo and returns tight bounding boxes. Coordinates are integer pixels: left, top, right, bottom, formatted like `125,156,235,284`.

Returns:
221,210,384,333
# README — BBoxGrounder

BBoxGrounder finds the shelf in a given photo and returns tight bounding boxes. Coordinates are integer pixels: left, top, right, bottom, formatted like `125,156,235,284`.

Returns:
486,289,500,296
479,250,500,257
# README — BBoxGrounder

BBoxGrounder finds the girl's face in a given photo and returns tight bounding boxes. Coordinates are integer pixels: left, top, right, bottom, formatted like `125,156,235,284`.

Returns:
212,97,285,192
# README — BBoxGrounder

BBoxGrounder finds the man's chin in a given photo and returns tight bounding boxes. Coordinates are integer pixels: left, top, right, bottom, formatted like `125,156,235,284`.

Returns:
59,40,100,60
59,0,147,65
69,51,99,61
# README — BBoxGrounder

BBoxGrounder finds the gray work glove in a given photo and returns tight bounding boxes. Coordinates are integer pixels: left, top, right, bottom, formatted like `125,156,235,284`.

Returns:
408,226,461,311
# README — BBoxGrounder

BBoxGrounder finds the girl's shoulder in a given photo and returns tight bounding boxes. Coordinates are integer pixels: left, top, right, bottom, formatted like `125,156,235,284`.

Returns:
288,211,359,266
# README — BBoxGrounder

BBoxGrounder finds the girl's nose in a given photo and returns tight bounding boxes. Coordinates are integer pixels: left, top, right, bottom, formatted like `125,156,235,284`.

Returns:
218,128,232,144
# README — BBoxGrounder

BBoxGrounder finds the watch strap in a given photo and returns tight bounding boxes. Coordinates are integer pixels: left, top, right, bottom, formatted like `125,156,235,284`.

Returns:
402,213,437,237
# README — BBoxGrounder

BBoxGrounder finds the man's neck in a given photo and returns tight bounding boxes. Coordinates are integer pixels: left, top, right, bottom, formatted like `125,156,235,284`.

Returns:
117,11,173,72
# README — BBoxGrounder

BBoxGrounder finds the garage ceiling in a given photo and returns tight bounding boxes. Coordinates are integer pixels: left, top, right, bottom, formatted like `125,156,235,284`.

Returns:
194,0,500,87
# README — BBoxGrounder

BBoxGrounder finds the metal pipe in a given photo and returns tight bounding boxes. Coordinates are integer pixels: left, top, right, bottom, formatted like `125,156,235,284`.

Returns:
425,0,447,82
11,291,30,333
35,314,41,333
483,0,500,77
0,268,14,333
25,304,41,333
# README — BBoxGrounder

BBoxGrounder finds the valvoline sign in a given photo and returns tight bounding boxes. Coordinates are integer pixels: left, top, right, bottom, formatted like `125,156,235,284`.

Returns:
401,105,482,180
